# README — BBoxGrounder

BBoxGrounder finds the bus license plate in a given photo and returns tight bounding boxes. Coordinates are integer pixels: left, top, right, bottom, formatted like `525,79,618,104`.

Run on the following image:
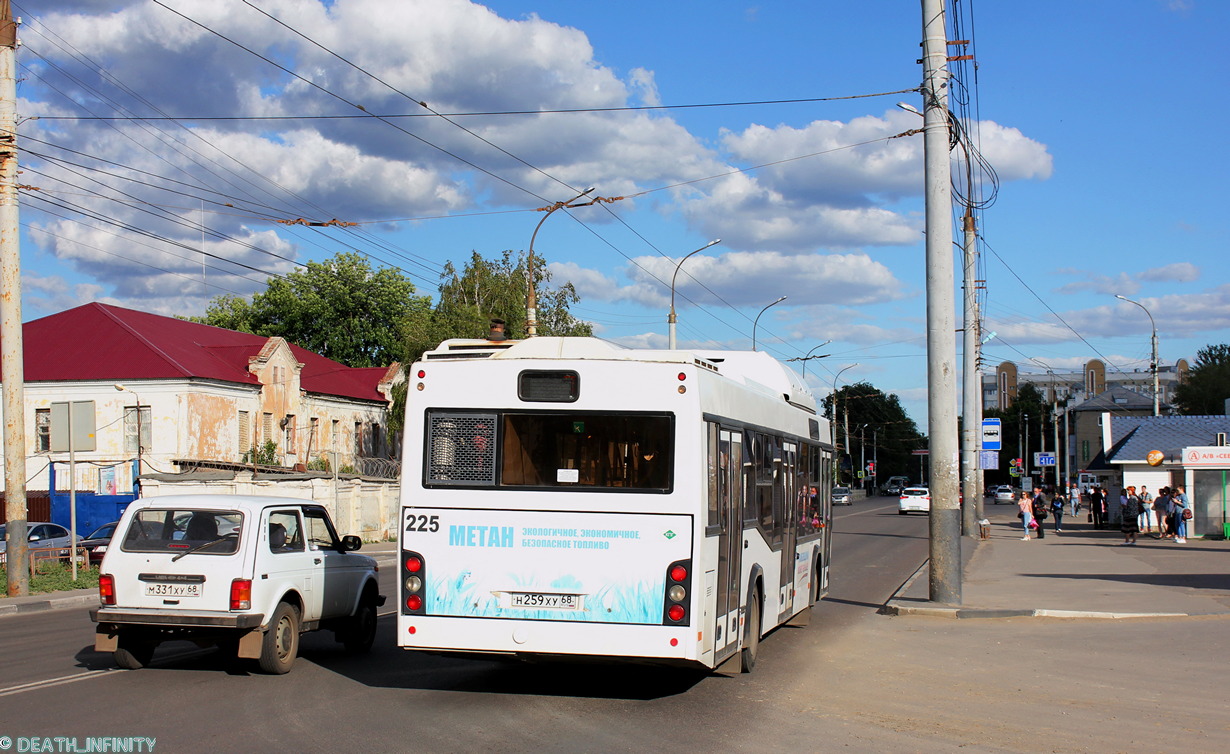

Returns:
145,583,201,598
504,592,580,610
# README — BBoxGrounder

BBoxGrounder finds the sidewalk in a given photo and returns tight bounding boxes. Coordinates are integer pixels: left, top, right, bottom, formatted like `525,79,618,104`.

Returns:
0,540,401,619
884,500,1230,619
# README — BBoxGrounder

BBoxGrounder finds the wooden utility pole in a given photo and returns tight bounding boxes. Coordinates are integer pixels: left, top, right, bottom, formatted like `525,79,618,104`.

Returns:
1,0,27,596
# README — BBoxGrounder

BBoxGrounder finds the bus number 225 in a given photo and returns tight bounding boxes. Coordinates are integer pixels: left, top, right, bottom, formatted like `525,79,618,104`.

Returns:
405,514,441,533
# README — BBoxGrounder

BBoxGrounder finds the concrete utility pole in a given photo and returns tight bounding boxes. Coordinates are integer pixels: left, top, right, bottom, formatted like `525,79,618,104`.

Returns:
920,0,961,605
960,207,980,537
1,0,27,596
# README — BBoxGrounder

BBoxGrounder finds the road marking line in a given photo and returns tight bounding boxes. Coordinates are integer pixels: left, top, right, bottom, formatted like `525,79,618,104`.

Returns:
0,669,117,697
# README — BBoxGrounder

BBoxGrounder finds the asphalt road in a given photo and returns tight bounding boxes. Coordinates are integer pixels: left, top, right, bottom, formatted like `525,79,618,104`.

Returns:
3,498,1226,753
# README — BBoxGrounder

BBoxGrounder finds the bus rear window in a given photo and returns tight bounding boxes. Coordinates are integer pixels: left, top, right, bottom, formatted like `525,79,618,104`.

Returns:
502,413,672,490
425,411,673,490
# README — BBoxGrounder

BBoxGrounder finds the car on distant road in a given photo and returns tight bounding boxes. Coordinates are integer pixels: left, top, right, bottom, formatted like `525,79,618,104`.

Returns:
832,486,852,505
71,521,121,565
880,476,911,496
898,487,931,515
0,521,79,564
993,485,1017,504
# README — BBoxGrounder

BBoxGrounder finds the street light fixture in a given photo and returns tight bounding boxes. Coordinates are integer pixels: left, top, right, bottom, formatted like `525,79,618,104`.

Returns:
667,239,721,349
526,186,595,337
114,383,143,477
751,296,787,351
831,363,859,484
801,340,833,377
1115,294,1160,416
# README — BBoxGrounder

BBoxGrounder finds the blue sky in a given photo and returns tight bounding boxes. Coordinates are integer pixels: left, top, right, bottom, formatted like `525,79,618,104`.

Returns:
14,1,1230,423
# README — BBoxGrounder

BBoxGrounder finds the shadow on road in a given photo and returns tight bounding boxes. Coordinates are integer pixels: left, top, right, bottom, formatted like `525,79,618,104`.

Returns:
75,619,709,700
308,621,708,699
1025,572,1230,591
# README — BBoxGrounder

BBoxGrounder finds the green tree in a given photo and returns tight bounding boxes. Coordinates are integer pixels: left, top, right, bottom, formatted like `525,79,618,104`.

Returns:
196,252,432,367
391,250,593,434
824,382,925,487
1174,344,1230,415
405,250,592,363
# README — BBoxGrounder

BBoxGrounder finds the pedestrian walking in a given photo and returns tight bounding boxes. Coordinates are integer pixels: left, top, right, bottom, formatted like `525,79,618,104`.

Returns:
1051,487,1066,532
1069,484,1081,516
1121,486,1141,545
1138,486,1154,534
1018,492,1035,540
1091,486,1106,529
1031,489,1049,539
1172,485,1190,544
1155,487,1173,539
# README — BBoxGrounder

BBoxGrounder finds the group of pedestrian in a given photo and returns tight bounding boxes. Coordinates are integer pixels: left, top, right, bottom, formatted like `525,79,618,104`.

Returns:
1117,484,1191,545
1018,486,1068,540
1014,483,1191,545
1088,486,1107,528
1151,485,1190,543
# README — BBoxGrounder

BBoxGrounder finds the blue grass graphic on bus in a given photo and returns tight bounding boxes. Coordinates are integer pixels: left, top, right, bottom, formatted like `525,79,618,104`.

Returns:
405,509,692,625
425,573,664,623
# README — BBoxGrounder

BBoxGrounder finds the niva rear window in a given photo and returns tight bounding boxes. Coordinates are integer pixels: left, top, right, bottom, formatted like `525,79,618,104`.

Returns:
121,509,243,555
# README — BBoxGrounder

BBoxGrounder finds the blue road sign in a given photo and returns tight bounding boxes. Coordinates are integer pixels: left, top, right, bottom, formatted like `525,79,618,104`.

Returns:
981,418,1002,451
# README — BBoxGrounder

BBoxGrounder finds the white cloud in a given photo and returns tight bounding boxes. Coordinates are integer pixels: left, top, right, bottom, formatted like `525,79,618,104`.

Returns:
569,249,911,309
1140,262,1200,283
1053,270,1139,297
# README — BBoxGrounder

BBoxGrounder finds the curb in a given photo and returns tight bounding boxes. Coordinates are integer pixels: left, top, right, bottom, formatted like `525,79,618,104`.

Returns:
881,602,1208,620
1,555,401,619
879,556,1218,621
0,592,98,618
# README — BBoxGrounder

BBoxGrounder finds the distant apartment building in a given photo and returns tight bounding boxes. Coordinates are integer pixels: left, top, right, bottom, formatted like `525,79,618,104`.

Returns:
982,358,1188,412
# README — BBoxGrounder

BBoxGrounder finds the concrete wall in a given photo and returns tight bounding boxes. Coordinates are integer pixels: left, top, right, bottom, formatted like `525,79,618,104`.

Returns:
138,473,400,542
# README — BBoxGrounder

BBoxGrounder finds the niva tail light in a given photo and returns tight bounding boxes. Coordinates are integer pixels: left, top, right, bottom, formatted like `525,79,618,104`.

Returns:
98,574,116,606
230,578,252,611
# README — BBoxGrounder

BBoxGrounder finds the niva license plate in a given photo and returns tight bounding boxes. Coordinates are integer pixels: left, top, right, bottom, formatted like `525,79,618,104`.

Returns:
145,582,201,598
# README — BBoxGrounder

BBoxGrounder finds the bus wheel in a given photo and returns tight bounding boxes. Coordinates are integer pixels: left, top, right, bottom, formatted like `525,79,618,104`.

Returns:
741,588,761,673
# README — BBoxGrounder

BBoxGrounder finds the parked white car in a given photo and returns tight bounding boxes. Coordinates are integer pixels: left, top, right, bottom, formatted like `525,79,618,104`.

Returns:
91,494,384,674
898,487,931,515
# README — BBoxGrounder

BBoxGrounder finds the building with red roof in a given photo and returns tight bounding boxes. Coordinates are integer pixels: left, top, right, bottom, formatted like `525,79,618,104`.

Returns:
6,303,401,495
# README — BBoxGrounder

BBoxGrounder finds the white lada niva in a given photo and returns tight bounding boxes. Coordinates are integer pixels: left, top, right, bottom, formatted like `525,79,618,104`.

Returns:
91,494,384,674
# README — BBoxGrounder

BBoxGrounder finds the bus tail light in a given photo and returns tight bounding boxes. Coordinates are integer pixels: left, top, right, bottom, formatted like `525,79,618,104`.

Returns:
98,574,116,606
403,550,427,615
230,579,252,611
662,559,692,625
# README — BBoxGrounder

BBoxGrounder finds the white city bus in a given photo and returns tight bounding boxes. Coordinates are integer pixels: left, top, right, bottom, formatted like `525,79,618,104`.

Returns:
397,336,834,672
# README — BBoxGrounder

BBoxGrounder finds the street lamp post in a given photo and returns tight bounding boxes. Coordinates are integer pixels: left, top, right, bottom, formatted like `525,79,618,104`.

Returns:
751,296,787,351
1115,294,1159,415
831,364,859,485
859,423,868,492
667,239,720,349
1024,412,1030,486
801,340,832,377
526,187,595,337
